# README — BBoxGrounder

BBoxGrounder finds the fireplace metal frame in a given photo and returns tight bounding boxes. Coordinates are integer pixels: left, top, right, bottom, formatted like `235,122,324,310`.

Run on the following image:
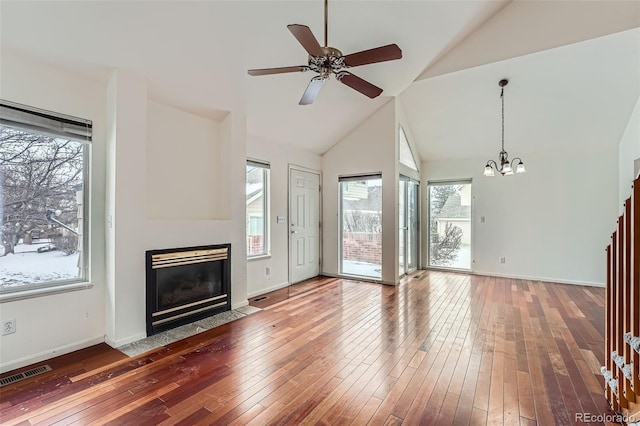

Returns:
145,243,231,336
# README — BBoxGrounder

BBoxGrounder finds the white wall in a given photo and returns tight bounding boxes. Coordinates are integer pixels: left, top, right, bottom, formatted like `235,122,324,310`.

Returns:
395,98,422,274
105,69,148,347
0,52,248,372
146,101,222,220
246,135,321,297
395,99,422,181
0,50,107,372
105,72,248,347
322,100,398,285
422,147,619,286
619,96,640,210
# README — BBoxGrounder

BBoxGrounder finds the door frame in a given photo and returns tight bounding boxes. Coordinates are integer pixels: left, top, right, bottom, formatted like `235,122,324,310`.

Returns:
426,179,473,272
338,173,383,281
399,175,420,277
288,164,323,285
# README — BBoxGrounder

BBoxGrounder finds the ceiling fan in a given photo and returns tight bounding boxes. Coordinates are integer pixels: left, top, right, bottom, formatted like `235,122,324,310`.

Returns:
247,0,402,105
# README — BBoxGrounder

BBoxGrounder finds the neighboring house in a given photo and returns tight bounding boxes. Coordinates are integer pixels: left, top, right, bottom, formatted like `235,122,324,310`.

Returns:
436,187,471,245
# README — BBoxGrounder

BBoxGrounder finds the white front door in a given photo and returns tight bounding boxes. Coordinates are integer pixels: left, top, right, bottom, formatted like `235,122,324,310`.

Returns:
289,168,321,284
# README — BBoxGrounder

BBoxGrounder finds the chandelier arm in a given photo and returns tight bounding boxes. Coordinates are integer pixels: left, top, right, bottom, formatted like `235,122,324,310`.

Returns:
486,160,498,170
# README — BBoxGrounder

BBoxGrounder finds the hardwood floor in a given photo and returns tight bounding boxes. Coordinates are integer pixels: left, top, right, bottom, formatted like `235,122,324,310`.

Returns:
0,272,614,425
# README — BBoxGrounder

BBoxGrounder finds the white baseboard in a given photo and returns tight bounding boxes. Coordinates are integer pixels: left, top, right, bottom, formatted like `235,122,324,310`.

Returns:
104,331,147,349
104,335,116,348
470,270,605,288
324,269,603,288
232,300,249,310
0,335,105,374
247,281,290,299
321,272,340,279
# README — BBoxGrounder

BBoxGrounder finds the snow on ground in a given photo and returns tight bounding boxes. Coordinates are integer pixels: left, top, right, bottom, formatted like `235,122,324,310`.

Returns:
0,241,80,289
342,260,382,279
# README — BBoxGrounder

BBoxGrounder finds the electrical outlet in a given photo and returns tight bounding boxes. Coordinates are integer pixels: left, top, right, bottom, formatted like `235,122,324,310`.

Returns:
266,267,270,275
2,318,16,335
480,216,485,223
500,257,506,264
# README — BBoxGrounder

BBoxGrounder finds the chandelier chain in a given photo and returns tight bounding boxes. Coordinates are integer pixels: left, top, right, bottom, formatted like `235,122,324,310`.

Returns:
501,87,505,152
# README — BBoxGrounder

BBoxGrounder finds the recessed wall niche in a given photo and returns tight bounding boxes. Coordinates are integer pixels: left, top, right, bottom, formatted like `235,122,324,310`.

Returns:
145,100,226,220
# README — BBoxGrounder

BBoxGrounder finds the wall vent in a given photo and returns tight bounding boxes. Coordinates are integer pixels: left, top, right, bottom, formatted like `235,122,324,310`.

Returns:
252,296,269,302
0,364,52,387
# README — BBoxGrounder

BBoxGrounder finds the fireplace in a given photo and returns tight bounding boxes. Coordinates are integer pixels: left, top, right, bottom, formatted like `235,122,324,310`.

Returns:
146,244,231,336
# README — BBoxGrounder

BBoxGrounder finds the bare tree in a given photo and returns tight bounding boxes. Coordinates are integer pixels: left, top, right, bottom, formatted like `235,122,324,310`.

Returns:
1,126,83,256
429,222,463,266
430,185,460,216
429,185,463,265
343,210,382,233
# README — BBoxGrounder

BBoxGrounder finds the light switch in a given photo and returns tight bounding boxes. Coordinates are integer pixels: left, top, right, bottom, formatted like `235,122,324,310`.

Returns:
277,216,286,224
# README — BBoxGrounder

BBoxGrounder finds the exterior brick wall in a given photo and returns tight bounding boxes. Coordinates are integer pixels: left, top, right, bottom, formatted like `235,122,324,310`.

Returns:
248,233,382,264
247,235,264,256
342,232,382,264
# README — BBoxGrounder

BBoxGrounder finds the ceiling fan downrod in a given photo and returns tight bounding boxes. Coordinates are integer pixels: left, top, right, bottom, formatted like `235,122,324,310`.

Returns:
324,0,328,48
246,0,402,105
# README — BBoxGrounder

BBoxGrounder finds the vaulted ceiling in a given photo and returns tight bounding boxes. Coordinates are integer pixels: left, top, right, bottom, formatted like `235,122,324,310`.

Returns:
1,1,638,158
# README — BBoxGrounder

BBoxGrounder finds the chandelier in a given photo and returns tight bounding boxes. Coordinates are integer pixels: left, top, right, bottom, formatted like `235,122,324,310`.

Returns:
483,79,525,177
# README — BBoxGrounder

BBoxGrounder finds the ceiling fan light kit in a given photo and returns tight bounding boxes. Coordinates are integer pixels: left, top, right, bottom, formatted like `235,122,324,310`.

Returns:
483,79,526,177
248,0,402,105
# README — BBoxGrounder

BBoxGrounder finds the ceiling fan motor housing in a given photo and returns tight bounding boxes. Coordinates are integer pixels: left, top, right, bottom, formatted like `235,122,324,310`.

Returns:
308,46,345,78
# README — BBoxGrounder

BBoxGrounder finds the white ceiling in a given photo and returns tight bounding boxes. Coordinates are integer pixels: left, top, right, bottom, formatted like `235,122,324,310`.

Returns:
401,27,640,162
1,1,639,158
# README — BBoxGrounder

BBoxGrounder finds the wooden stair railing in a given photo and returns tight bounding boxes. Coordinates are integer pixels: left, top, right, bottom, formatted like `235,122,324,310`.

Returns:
604,176,639,419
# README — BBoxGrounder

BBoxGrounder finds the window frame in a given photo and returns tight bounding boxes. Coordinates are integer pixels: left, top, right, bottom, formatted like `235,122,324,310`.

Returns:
426,179,473,271
398,125,419,171
338,173,383,280
0,100,92,300
246,159,270,259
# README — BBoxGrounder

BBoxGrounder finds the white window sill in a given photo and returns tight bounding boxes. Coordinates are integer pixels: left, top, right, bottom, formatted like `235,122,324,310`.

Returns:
247,254,271,261
0,281,93,303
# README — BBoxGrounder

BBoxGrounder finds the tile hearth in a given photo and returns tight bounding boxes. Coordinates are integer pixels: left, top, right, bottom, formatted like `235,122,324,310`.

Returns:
117,305,261,357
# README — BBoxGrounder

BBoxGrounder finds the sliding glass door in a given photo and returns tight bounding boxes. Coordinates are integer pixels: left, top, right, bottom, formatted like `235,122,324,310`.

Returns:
340,175,382,279
399,176,419,276
428,181,472,270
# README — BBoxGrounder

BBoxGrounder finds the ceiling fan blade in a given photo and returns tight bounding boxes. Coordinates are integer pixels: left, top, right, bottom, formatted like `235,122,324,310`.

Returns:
287,24,324,57
343,44,402,67
336,72,383,99
248,66,308,76
299,76,325,105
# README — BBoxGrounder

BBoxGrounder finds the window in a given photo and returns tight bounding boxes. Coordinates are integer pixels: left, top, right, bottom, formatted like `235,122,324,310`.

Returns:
246,159,269,257
0,100,91,295
399,125,418,171
339,174,382,279
428,181,472,270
